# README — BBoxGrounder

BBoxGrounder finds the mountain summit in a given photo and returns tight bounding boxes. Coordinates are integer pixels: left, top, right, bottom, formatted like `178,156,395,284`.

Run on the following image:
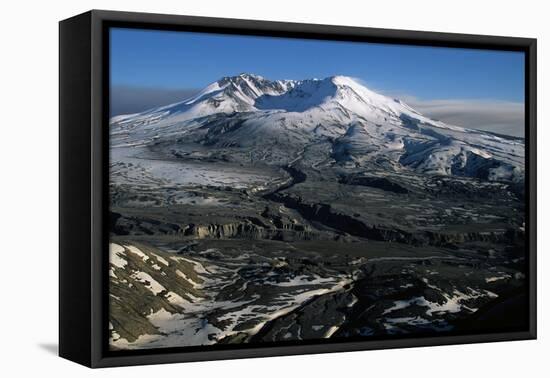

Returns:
110,73,524,183
111,74,420,124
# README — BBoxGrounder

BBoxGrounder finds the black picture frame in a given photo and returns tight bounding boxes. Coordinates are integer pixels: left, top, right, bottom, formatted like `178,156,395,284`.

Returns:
59,9,537,368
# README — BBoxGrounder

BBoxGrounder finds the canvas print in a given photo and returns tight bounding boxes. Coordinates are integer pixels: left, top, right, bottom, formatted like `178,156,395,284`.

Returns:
108,28,527,351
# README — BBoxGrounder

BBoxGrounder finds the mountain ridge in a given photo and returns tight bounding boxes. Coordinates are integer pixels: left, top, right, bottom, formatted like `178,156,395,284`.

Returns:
110,73,524,183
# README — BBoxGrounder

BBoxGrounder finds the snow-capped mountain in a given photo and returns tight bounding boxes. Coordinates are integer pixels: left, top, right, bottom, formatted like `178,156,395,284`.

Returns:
110,73,524,182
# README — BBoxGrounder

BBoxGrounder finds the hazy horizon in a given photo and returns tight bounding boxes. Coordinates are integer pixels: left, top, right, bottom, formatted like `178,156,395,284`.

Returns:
110,81,524,138
110,28,525,137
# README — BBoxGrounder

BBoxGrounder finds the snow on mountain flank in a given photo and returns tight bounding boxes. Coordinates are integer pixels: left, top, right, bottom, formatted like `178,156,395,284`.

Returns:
110,73,524,183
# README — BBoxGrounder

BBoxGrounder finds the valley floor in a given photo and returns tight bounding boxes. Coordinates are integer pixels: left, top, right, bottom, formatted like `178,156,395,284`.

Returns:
108,147,527,350
106,72,527,350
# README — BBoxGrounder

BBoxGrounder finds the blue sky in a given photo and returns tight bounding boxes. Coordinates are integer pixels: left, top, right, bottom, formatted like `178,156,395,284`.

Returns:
110,27,525,102
109,27,525,136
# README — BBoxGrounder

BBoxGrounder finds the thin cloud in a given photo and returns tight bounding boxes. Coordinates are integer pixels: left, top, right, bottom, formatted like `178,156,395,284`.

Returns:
391,94,525,138
110,86,199,117
111,85,525,138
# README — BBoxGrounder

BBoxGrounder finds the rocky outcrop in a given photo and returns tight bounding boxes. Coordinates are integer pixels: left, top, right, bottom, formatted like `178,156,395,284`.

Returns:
110,211,183,236
111,210,323,241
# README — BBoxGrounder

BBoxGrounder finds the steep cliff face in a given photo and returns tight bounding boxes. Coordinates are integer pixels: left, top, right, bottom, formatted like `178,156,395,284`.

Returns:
111,211,323,242
184,221,315,241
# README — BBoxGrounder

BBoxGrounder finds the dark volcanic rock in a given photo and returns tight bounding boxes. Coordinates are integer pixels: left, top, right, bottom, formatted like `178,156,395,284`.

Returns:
339,175,409,194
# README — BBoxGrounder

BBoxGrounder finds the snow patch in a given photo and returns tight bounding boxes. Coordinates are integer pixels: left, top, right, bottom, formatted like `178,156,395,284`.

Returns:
131,271,165,295
126,245,149,262
109,243,127,268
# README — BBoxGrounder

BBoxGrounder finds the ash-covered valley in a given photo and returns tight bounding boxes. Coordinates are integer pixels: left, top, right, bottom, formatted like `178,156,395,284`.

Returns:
108,74,527,350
